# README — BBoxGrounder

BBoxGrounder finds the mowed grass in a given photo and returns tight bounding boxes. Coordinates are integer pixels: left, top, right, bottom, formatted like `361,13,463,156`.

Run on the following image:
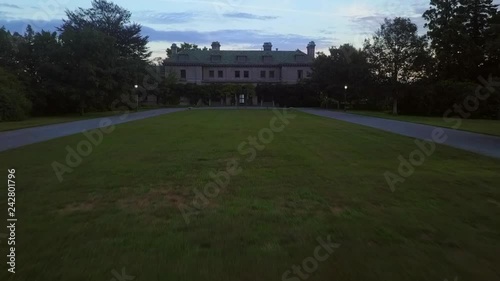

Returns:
348,110,500,136
1,110,500,281
0,111,127,132
0,108,167,132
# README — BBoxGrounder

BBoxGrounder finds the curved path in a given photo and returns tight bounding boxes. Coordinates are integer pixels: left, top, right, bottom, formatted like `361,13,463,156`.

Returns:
299,108,500,159
0,108,186,152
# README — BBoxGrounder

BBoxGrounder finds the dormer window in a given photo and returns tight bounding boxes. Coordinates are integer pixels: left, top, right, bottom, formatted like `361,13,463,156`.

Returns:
236,56,247,62
295,55,306,62
262,55,273,63
211,55,221,62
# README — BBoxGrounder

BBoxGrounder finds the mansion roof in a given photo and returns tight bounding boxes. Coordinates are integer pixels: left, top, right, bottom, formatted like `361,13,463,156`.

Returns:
164,49,314,67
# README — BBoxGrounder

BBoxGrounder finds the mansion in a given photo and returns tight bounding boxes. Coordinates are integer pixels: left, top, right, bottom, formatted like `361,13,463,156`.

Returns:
163,41,316,85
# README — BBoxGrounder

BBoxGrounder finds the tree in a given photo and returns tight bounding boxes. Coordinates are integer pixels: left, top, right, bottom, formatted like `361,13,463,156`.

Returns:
22,30,71,115
0,67,32,121
165,42,206,58
311,44,371,108
423,0,464,79
424,0,498,80
61,27,118,115
0,27,16,69
364,17,429,114
60,0,150,61
59,0,151,113
484,8,500,75
459,0,497,43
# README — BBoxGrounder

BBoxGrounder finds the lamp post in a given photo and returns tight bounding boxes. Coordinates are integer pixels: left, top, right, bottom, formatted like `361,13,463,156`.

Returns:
344,85,348,111
134,84,139,111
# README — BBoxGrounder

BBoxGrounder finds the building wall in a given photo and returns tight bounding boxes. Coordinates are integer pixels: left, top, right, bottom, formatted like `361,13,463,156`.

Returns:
165,65,203,84
202,66,282,83
281,66,312,84
166,65,311,84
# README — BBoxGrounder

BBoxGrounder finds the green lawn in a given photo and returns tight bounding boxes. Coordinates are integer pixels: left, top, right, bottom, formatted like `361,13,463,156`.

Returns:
0,111,128,132
1,110,499,281
348,110,500,136
0,108,170,132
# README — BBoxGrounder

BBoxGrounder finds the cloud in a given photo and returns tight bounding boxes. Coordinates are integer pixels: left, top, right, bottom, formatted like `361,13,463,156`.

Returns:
411,2,429,16
223,12,278,20
141,26,333,51
133,11,196,24
351,14,427,36
319,29,335,35
0,3,20,9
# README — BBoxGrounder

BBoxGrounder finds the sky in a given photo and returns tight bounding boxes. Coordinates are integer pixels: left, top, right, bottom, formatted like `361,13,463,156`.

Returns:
1,0,499,59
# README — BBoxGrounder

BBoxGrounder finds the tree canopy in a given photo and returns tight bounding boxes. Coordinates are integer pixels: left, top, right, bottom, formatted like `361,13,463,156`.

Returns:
0,0,152,118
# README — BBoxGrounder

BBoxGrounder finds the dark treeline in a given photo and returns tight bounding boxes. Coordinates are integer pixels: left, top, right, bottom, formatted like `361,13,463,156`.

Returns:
0,0,150,120
312,0,500,118
1,0,500,121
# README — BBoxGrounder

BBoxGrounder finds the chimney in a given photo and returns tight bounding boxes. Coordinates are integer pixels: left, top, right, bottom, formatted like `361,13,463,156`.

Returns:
171,43,178,55
211,41,221,51
307,41,316,58
263,42,273,51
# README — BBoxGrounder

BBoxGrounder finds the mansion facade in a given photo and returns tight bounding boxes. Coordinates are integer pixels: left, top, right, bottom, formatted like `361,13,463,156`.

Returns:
163,41,316,85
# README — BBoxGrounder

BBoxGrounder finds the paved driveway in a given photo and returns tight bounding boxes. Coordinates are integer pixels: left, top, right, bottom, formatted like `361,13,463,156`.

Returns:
0,108,186,152
298,108,500,159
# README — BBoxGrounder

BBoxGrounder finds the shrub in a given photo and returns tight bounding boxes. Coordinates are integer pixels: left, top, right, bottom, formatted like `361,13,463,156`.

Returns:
397,80,499,118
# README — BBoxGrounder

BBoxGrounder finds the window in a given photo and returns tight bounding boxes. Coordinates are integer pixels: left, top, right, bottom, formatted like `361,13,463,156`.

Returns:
237,56,247,62
269,71,275,78
239,94,245,104
260,71,266,78
297,70,303,79
218,70,223,78
235,71,240,78
244,71,249,78
209,70,215,78
295,55,306,62
306,71,312,78
180,69,186,80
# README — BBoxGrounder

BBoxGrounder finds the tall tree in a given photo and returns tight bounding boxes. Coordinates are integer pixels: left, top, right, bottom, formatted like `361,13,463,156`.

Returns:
311,44,370,107
364,17,429,114
423,0,466,79
459,0,497,43
59,0,151,113
0,67,32,121
0,27,16,69
28,30,71,114
424,0,498,79
60,0,150,61
61,27,118,115
484,8,500,75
